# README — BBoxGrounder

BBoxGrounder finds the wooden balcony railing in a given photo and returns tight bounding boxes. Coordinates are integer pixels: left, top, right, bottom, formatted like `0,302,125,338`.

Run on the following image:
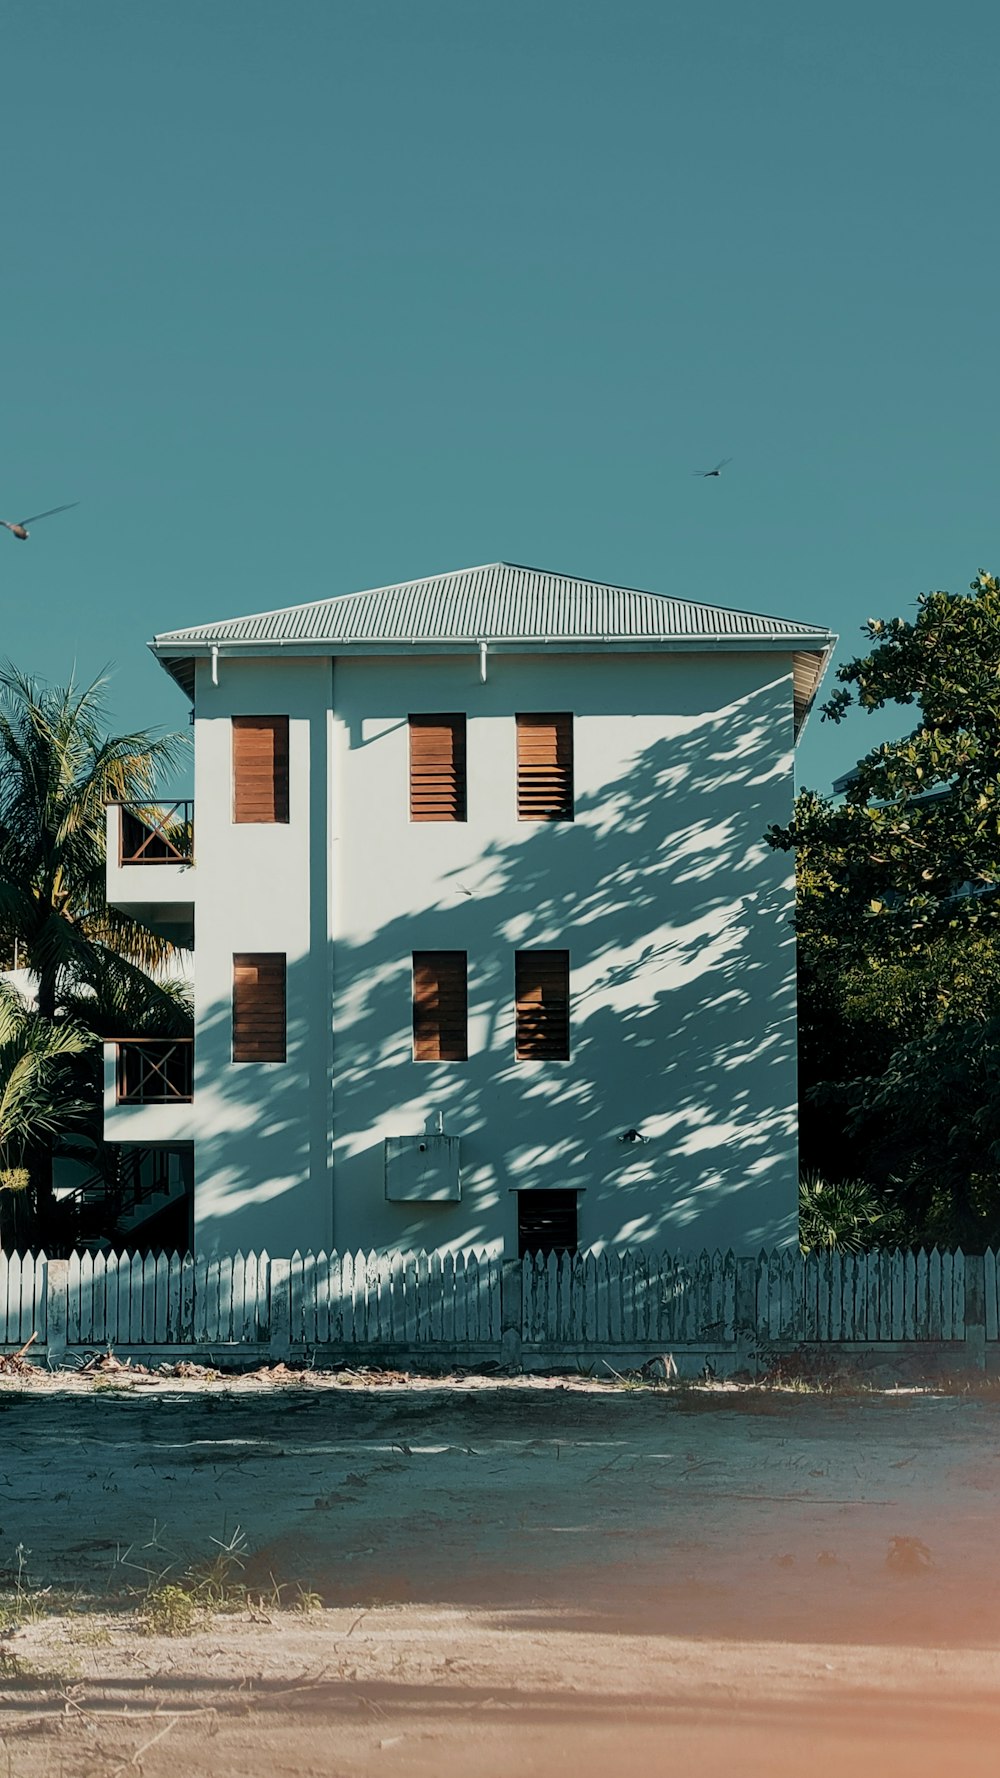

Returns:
114,801,194,866
115,1039,194,1105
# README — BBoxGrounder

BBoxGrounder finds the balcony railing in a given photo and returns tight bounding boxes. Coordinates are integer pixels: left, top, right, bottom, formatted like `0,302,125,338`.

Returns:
114,801,194,866
115,1039,194,1105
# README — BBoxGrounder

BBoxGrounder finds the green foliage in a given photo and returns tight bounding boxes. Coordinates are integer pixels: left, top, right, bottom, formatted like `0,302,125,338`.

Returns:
772,571,1000,1246
137,1580,201,1636
0,666,185,1001
0,982,95,1246
0,1543,50,1632
771,571,1000,956
123,1524,319,1636
0,667,189,1241
798,1172,895,1254
0,981,94,1152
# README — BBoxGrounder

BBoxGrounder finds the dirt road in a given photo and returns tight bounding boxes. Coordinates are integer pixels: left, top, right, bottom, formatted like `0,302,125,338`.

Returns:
2,1380,1000,1774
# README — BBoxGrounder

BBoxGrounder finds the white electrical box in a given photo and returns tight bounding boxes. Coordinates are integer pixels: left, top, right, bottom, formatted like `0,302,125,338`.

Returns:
384,1134,461,1202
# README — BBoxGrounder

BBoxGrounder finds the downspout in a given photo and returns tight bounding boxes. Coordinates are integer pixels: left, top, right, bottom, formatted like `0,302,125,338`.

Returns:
211,645,219,686
479,640,488,683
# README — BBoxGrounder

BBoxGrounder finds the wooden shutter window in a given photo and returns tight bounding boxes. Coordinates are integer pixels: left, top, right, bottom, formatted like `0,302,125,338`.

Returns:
233,953,286,1062
409,715,467,821
515,950,570,1060
233,716,289,823
516,713,573,821
413,951,468,1061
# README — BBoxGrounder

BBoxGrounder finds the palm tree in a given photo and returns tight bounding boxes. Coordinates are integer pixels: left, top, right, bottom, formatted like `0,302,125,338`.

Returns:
0,667,188,1227
0,980,94,1249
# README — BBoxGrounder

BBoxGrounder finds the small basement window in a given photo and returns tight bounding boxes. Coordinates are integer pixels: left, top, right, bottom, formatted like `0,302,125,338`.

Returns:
517,1189,579,1259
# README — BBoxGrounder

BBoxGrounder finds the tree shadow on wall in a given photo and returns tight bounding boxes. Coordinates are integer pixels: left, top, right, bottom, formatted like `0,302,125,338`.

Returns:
191,675,798,1256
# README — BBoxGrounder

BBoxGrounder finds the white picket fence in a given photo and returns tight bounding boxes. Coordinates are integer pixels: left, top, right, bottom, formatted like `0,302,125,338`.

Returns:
1,1245,998,1361
67,1250,269,1347
289,1249,501,1345
519,1246,986,1345
0,1247,501,1353
0,1250,47,1345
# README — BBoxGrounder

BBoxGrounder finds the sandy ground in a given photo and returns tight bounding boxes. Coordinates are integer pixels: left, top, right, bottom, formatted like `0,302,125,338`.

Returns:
2,1375,1000,1774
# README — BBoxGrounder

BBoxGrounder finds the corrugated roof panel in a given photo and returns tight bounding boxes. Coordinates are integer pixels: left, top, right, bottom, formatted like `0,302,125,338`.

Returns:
153,561,832,650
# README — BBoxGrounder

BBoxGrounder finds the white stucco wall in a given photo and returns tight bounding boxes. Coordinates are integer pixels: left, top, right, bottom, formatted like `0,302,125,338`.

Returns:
188,657,333,1255
330,650,798,1256
119,645,799,1257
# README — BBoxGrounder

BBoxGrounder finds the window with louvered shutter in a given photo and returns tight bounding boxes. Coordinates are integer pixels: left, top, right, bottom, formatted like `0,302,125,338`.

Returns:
232,716,289,823
516,713,573,821
409,715,467,821
515,950,570,1060
413,951,468,1061
233,953,286,1062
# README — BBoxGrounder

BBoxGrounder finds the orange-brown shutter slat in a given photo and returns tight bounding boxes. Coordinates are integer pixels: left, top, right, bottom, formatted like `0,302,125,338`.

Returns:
516,714,573,821
233,716,289,823
233,953,286,1061
413,951,468,1060
409,715,467,821
515,951,570,1059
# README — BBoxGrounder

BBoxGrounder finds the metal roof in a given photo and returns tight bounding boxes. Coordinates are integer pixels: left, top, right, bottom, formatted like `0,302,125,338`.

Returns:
151,560,836,733
155,561,832,649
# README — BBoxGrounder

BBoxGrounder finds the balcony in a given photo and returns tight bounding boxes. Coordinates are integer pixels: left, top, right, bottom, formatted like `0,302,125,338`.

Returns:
118,800,194,866
115,1038,194,1104
106,802,195,944
104,1039,195,1142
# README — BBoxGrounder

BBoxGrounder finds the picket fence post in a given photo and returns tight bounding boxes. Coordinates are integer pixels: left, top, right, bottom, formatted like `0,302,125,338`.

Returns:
500,1257,523,1369
46,1258,68,1366
964,1251,986,1372
734,1255,758,1373
268,1256,291,1359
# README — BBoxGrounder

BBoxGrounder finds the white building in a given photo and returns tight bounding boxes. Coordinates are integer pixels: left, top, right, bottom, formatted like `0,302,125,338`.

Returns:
104,562,835,1258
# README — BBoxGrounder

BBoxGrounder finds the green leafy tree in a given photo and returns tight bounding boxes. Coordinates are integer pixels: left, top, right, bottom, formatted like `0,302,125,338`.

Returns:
771,571,1000,1246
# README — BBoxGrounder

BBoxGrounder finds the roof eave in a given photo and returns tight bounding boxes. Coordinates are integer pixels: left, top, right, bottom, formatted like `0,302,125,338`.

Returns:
792,638,838,740
152,631,834,662
151,632,838,743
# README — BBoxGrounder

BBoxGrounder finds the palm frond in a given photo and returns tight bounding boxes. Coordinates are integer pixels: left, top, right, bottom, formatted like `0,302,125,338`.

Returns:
0,980,95,1155
0,663,189,1006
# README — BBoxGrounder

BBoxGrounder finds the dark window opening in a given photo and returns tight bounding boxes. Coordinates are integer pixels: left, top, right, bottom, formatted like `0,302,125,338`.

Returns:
517,1189,579,1258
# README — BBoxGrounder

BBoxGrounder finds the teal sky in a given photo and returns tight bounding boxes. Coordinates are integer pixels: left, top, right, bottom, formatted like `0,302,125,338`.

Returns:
2,1,997,789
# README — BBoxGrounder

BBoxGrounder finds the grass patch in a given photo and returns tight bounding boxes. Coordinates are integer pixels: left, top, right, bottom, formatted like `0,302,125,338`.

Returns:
0,1544,51,1633
116,1524,322,1636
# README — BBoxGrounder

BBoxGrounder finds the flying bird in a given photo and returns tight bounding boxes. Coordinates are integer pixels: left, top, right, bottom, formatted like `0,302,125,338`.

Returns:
693,459,732,478
1,502,79,541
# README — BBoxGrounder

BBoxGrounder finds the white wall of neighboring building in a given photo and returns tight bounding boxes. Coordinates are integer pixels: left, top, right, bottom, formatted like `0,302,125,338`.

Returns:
107,645,800,1257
